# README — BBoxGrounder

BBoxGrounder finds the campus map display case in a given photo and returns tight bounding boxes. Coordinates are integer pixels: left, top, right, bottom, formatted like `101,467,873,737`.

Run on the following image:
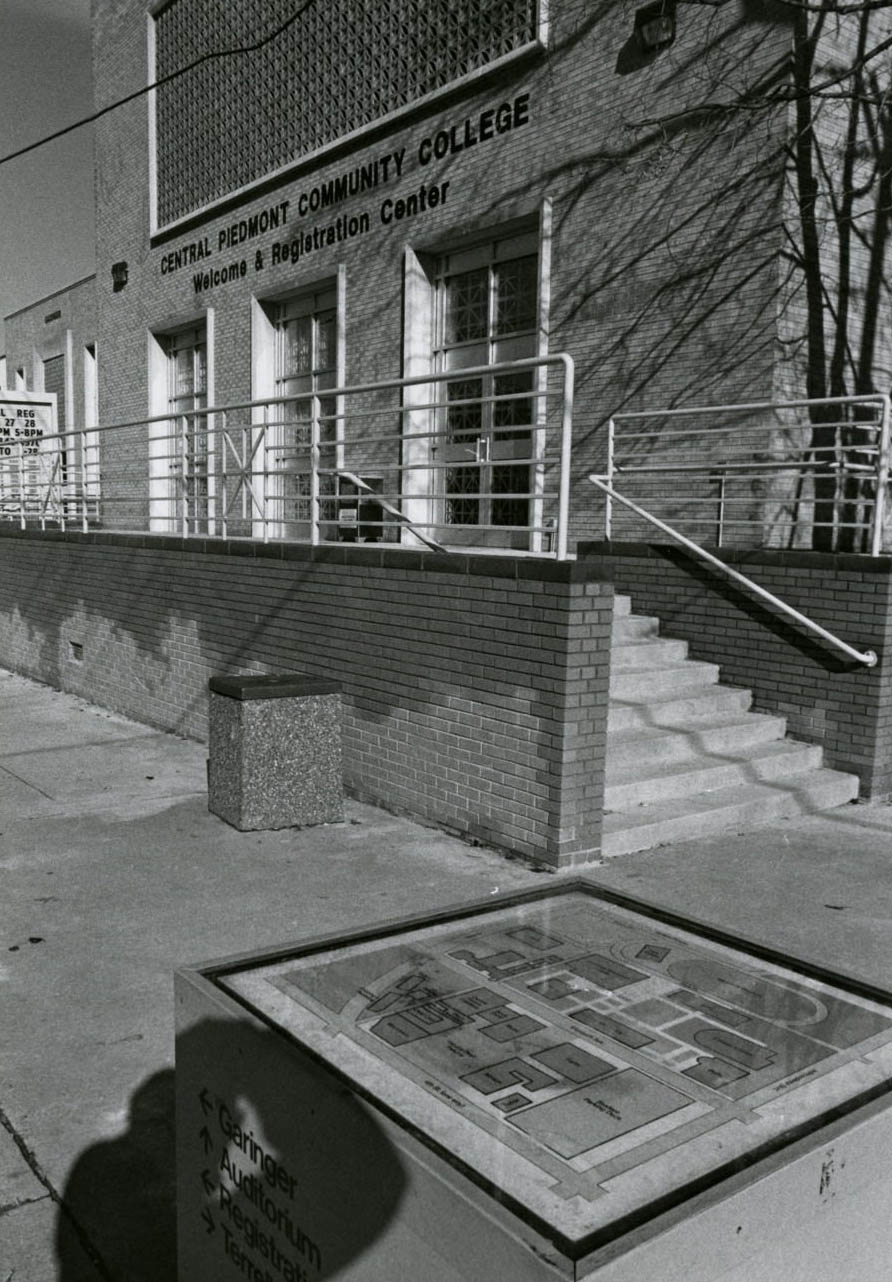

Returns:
175,882,892,1280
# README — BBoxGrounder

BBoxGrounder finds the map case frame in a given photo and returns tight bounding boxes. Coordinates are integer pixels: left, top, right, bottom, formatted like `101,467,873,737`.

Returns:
207,879,892,1260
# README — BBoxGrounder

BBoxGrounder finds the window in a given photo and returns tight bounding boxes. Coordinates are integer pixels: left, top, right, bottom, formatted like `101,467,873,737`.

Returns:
43,354,66,430
155,325,211,534
268,288,339,537
433,231,538,536
41,353,69,511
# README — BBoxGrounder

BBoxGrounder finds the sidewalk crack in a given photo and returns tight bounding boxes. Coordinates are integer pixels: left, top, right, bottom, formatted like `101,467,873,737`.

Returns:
0,1104,115,1280
0,762,56,801
0,1191,52,1216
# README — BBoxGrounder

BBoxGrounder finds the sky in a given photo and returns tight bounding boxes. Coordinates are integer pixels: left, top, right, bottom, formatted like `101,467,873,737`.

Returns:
0,0,95,354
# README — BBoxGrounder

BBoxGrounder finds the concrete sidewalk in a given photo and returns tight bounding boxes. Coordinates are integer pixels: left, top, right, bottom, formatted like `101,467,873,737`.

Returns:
2,668,892,1281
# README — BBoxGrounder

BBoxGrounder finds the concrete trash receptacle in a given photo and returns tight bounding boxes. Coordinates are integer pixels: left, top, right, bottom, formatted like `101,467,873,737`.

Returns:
207,673,343,831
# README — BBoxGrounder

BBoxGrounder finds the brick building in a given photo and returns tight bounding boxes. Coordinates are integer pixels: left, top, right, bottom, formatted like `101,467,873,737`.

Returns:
2,0,892,864
3,276,97,439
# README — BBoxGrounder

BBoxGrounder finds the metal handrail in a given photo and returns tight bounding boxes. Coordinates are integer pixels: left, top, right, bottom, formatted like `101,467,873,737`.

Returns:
605,393,892,557
1,353,576,558
588,475,878,667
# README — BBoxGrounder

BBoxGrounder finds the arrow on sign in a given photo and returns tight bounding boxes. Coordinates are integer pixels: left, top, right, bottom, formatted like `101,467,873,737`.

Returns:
198,1087,213,1117
201,1207,215,1236
201,1169,215,1196
199,1126,213,1155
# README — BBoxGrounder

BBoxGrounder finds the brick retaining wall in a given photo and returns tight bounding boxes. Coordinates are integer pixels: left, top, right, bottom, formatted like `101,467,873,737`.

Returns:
582,542,892,799
0,528,612,866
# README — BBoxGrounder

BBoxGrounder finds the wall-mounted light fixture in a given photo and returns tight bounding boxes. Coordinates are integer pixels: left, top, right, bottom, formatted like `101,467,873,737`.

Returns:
635,1,676,51
111,261,129,292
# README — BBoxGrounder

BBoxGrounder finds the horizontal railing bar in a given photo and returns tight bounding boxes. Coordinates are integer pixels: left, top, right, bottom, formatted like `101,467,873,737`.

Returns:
0,351,574,559
614,422,880,443
590,475,877,666
26,355,570,445
602,464,881,479
3,513,559,536
264,429,545,452
611,394,888,422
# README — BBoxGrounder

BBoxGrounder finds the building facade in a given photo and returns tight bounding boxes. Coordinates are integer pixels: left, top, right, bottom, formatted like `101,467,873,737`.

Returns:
3,1,892,863
3,276,97,439
81,0,792,549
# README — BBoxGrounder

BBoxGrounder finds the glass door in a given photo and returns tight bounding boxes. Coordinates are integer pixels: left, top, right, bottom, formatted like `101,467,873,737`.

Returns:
269,289,338,539
433,232,538,548
166,326,210,533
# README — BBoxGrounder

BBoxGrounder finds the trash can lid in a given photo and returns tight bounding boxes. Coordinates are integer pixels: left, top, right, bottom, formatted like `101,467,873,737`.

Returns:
208,674,342,700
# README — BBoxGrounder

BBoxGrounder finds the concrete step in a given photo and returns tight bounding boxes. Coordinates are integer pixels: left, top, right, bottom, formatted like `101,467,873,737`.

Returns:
610,660,721,700
604,738,823,810
606,712,789,772
611,637,689,671
601,768,860,858
612,614,660,642
608,684,754,731
614,594,632,616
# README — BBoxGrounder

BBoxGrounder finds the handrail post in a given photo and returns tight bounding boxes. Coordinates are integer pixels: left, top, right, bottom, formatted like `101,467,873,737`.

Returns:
80,430,88,533
556,353,574,560
18,442,25,531
871,394,891,556
261,404,269,542
605,416,615,541
310,392,320,546
241,418,249,522
180,414,189,538
219,409,228,540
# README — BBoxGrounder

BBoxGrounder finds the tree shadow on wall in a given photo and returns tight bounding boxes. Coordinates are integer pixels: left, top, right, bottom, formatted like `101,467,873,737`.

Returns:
56,1017,408,1281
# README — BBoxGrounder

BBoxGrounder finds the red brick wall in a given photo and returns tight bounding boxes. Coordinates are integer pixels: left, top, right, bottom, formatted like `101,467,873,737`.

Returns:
0,528,612,865
582,541,892,799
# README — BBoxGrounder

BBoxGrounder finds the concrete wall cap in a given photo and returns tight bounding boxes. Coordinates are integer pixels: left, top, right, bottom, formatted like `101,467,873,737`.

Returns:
209,674,342,700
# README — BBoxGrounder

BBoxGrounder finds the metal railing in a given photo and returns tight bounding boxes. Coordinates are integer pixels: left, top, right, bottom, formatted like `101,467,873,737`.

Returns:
598,395,892,556
0,355,575,559
588,475,878,666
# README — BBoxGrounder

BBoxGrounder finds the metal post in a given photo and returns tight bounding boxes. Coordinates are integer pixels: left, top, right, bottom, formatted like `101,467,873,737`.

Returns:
261,404,269,542
605,416,615,542
80,430,88,533
871,395,891,557
556,354,574,560
310,393,320,546
220,410,228,540
17,442,25,531
180,414,189,538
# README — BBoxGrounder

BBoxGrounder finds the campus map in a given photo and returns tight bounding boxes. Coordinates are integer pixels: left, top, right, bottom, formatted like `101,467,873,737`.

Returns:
221,889,892,1240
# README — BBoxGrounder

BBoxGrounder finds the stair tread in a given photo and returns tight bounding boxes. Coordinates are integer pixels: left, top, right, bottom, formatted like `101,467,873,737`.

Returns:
608,688,754,733
606,737,818,787
609,663,725,699
603,768,859,831
612,615,659,631
608,711,784,745
603,599,860,857
611,638,688,669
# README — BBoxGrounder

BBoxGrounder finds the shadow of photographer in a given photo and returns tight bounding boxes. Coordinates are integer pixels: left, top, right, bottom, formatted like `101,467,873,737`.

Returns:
56,1016,408,1281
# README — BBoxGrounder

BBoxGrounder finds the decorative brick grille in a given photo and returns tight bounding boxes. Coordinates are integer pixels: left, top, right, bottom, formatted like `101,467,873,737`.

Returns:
154,0,537,227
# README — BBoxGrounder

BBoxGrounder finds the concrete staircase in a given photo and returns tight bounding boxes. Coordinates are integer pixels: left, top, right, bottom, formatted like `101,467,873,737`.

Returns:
603,595,860,857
